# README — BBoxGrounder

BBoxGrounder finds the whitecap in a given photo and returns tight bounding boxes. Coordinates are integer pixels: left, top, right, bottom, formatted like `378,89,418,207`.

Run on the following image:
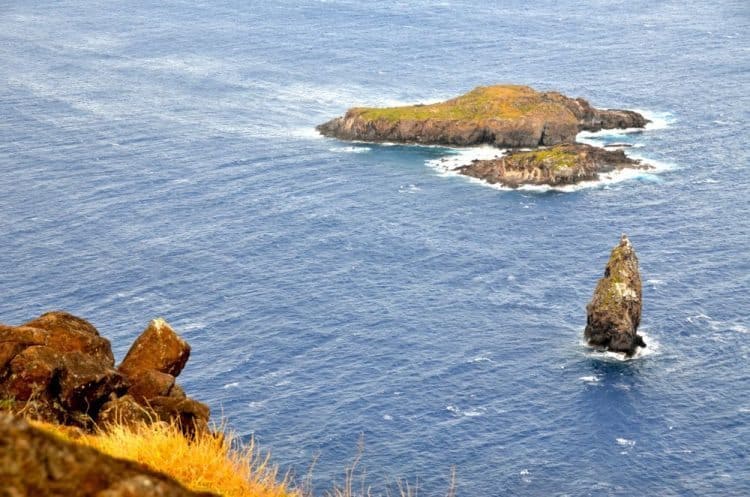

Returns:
247,400,266,410
446,404,486,418
222,382,240,389
646,279,664,285
616,437,636,447
579,375,600,384
463,407,486,417
730,324,749,334
329,145,371,154
383,414,394,421
399,184,421,193
468,356,493,364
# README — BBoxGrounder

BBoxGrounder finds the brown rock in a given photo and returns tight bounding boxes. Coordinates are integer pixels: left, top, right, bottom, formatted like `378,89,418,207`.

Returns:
456,143,652,188
119,319,190,378
4,345,63,401
57,351,128,413
0,325,49,372
22,311,115,367
98,395,153,428
0,412,216,497
127,370,176,402
147,397,211,436
317,85,649,148
584,235,646,356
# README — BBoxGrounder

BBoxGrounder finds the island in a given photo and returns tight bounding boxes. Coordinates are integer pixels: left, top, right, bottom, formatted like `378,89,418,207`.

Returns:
456,143,652,188
317,85,652,188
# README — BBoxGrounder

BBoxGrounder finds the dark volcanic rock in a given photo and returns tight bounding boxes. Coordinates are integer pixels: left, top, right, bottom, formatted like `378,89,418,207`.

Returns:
456,143,652,188
0,412,216,497
317,85,649,147
584,235,646,356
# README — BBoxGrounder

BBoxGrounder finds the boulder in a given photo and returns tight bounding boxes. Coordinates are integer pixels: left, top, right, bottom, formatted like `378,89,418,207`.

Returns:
23,311,115,366
1,313,209,436
147,396,211,437
98,395,154,428
0,412,216,497
585,235,646,356
119,319,190,378
317,85,649,147
456,143,652,188
127,370,177,402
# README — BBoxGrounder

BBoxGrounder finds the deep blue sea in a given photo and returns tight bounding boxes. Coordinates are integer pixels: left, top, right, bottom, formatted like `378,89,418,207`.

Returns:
1,1,749,495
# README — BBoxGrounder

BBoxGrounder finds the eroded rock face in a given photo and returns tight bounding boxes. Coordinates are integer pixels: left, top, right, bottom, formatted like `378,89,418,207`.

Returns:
317,85,648,147
0,312,209,435
0,413,216,497
456,143,652,188
585,235,646,356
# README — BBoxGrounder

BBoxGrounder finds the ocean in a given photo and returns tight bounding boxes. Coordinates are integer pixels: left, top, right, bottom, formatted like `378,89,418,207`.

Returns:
1,1,749,495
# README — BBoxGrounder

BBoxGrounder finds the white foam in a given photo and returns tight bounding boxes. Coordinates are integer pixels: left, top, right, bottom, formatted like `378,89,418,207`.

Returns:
446,404,486,418
616,437,636,447
579,375,600,384
329,146,371,154
425,145,505,177
398,184,421,193
468,355,493,364
638,110,675,131
222,382,240,389
576,110,674,147
583,331,660,361
383,414,394,421
646,279,665,285
425,142,672,193
730,324,749,334
463,407,486,417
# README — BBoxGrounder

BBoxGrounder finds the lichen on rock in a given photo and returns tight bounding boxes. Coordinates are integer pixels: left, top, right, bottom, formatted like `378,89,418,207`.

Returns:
585,235,646,356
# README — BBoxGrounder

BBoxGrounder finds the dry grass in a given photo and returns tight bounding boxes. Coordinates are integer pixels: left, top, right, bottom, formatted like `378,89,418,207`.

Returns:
354,84,567,123
32,419,297,497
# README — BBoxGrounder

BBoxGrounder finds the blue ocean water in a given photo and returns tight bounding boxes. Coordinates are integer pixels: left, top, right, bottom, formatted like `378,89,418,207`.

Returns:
1,1,749,495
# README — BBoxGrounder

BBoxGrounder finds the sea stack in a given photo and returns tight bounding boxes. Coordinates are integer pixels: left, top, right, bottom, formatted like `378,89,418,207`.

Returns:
584,235,646,356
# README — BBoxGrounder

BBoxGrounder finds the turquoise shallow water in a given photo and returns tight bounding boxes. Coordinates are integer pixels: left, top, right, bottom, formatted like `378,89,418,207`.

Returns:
1,1,749,495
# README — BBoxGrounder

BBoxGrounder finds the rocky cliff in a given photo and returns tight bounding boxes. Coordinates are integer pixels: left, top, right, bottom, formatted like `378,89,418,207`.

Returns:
317,85,648,148
456,143,652,188
585,235,646,356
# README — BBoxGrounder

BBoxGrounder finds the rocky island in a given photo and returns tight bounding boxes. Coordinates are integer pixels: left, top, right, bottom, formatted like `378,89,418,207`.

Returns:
456,143,653,188
318,85,652,188
585,235,646,356
317,85,648,148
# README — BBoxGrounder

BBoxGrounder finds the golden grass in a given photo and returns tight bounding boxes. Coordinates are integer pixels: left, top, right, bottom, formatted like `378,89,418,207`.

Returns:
354,85,565,122
32,419,297,497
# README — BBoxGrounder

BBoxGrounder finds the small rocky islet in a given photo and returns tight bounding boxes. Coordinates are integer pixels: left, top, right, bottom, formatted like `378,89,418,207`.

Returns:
317,85,653,188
